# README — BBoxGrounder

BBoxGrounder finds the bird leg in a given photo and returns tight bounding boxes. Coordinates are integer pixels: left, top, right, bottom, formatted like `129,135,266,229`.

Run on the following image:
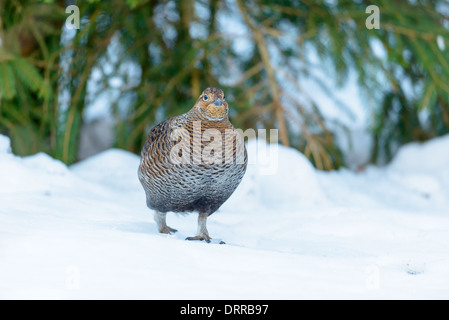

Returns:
153,211,177,234
186,213,211,243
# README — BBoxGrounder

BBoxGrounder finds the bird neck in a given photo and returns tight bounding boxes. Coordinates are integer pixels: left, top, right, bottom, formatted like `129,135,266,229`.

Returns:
186,104,230,123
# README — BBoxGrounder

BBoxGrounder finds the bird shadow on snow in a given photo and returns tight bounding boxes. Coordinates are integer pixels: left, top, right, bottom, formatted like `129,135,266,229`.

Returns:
113,221,157,235
114,220,227,245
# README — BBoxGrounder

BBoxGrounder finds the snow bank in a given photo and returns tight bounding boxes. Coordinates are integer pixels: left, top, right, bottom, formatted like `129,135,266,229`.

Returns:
70,148,141,192
225,139,325,211
1,133,449,299
0,136,71,194
0,134,12,155
387,134,449,205
389,134,449,174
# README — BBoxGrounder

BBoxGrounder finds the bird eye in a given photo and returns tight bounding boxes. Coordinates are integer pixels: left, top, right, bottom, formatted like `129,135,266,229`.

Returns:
203,95,208,101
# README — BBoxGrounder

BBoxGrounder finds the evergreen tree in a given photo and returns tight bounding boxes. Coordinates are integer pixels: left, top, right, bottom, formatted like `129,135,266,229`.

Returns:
0,0,448,168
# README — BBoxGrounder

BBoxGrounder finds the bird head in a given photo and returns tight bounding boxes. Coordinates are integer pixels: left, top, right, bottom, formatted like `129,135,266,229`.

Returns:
195,87,228,121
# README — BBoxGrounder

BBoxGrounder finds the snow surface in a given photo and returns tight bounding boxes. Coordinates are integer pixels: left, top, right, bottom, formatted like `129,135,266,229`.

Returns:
1,134,449,299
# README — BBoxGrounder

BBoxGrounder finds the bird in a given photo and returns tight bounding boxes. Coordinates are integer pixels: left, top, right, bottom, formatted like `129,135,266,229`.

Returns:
138,87,247,242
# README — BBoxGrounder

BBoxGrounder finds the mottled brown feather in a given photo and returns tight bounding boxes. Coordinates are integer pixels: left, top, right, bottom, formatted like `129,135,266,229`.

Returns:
138,88,247,216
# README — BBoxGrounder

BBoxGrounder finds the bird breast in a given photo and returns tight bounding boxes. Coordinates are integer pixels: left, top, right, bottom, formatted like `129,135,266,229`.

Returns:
138,117,247,213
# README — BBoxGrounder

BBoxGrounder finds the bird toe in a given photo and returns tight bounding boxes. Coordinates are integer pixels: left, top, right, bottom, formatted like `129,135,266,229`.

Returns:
185,235,211,243
160,226,178,234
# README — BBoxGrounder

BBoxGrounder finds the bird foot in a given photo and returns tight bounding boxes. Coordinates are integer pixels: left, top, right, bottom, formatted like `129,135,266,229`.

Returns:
185,235,226,244
185,234,212,243
159,226,178,234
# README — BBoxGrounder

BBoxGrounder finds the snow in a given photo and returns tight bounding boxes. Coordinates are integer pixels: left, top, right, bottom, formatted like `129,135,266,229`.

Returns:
1,134,449,299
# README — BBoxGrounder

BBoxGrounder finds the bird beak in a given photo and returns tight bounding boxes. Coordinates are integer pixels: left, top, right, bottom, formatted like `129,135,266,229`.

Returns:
213,98,223,106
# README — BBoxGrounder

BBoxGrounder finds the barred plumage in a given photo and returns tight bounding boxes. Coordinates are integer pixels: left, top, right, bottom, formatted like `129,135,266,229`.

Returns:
138,88,247,242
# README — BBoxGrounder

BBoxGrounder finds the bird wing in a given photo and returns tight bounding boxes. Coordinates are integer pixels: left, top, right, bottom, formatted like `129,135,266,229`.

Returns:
141,120,171,157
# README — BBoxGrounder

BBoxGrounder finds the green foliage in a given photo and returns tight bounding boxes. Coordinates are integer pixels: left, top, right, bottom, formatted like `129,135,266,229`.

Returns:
0,0,448,168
